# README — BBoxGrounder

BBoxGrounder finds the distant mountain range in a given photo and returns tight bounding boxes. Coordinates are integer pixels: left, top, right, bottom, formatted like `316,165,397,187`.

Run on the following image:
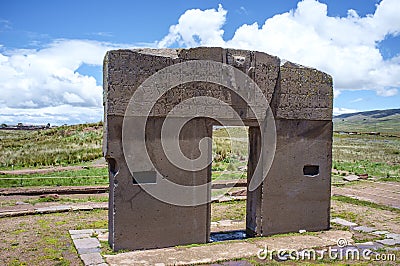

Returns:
333,108,400,135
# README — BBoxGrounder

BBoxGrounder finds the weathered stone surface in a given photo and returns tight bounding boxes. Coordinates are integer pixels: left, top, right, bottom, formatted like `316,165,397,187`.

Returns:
385,247,400,251
94,229,108,234
331,218,357,227
104,47,333,251
376,238,400,246
77,247,101,255
71,205,93,211
178,47,224,61
69,229,95,235
104,48,331,120
80,252,104,265
274,62,333,120
354,241,384,250
343,175,360,182
73,238,101,251
353,226,376,233
371,230,390,236
107,117,212,251
385,233,400,240
35,206,71,213
71,234,92,240
69,229,106,265
97,232,109,242
218,220,234,227
260,119,332,235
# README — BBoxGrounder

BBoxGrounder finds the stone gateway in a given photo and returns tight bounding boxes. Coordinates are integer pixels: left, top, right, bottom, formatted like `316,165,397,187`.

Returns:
103,47,333,251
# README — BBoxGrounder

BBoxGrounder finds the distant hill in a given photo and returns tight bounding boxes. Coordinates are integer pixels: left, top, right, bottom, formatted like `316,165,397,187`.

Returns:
333,108,400,135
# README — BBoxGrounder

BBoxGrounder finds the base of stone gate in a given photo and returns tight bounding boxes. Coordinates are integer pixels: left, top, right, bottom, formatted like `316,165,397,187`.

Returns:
103,230,352,265
71,221,400,265
69,227,353,265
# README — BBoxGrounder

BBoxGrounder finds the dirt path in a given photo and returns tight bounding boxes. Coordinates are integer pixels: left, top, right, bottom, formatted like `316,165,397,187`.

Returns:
0,192,108,214
332,181,400,209
331,199,400,234
0,208,108,265
0,185,109,196
0,181,399,265
0,163,106,175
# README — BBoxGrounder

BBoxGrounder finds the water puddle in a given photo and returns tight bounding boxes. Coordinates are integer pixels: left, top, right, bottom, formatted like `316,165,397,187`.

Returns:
210,230,247,242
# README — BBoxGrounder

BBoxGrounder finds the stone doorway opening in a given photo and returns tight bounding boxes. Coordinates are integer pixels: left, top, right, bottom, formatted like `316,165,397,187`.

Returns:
210,126,250,242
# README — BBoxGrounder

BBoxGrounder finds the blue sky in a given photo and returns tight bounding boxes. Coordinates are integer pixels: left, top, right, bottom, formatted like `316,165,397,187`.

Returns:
0,0,399,124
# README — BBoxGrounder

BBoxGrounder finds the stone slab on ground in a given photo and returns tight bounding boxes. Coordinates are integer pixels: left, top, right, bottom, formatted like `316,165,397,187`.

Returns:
69,229,107,265
73,237,101,251
0,203,108,218
385,233,400,240
376,238,400,246
352,226,376,233
80,253,105,266
77,247,102,255
371,230,390,236
70,229,95,235
343,175,359,182
0,209,35,217
94,229,109,242
386,247,400,251
331,218,357,227
72,205,94,211
211,180,247,189
354,241,384,251
81,253,104,265
35,206,72,213
71,233,93,240
211,196,247,203
105,230,351,265
217,220,234,227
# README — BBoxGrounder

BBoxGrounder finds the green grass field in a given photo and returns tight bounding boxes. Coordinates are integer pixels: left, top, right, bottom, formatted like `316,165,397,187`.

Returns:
0,167,108,188
0,121,398,188
0,122,103,169
332,133,400,180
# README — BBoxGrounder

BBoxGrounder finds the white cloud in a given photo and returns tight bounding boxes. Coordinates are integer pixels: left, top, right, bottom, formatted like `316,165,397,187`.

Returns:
376,87,398,96
237,6,248,15
157,4,227,48
2,0,400,125
0,39,127,124
333,88,341,99
349,98,363,103
0,19,12,31
333,107,360,116
158,0,400,98
63,92,85,104
90,32,113,37
0,105,102,125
